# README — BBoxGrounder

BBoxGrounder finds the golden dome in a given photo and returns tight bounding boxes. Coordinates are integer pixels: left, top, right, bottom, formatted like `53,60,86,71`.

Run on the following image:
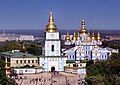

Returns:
92,32,96,40
65,32,70,41
97,32,101,40
79,19,88,34
88,32,91,40
72,32,77,40
77,32,81,40
45,11,58,32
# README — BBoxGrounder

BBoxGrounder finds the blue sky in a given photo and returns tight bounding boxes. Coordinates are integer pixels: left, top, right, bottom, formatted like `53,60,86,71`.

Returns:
0,0,120,30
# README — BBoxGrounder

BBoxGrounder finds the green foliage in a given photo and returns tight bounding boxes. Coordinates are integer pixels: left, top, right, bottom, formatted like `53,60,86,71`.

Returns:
86,60,94,68
86,53,120,85
110,53,120,60
0,41,42,55
0,59,5,68
102,41,120,53
0,59,17,85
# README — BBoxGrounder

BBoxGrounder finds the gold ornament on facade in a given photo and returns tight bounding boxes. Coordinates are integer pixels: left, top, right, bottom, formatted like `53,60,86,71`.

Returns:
65,32,70,41
79,19,88,34
45,11,58,32
77,32,81,40
97,32,101,40
72,32,77,40
92,32,96,40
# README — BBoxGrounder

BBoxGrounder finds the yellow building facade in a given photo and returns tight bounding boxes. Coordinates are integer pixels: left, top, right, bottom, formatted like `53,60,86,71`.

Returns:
1,50,38,68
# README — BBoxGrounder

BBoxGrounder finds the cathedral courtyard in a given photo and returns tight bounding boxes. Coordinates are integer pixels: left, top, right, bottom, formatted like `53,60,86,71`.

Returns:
15,72,86,85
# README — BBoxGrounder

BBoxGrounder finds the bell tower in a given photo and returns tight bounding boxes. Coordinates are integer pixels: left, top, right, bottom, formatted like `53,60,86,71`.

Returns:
45,11,61,56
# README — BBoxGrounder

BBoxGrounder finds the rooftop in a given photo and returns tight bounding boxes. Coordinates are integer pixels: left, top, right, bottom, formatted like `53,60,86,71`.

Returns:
0,51,37,58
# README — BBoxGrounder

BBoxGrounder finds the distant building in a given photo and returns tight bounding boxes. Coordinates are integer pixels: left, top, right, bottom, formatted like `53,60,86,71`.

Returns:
103,35,120,41
0,33,34,42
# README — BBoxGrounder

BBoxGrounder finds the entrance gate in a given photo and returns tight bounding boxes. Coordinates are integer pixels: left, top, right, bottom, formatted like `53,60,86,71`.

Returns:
51,66,55,72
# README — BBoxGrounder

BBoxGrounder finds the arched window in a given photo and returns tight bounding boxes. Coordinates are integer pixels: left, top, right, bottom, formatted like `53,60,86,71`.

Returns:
105,55,106,58
51,45,54,51
102,55,103,58
70,55,71,58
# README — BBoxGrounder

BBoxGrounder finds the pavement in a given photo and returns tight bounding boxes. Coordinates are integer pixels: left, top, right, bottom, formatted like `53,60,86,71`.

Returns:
15,72,85,85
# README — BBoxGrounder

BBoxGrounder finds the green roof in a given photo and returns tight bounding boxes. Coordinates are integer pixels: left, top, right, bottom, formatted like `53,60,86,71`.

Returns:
64,66,85,69
0,51,37,58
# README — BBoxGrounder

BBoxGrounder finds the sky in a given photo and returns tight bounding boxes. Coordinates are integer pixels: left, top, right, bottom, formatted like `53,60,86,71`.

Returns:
0,0,120,30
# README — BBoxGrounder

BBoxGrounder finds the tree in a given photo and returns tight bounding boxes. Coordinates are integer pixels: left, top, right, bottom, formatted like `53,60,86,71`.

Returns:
0,59,17,85
0,41,42,55
86,53,120,85
86,60,94,68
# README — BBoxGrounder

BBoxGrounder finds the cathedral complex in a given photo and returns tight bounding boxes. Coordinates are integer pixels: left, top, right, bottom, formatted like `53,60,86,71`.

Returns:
1,11,118,76
39,11,109,72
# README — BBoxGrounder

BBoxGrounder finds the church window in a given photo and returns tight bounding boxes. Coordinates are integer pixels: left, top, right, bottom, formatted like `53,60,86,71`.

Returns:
51,45,54,52
105,55,106,58
70,55,71,58
102,55,103,58
73,55,74,58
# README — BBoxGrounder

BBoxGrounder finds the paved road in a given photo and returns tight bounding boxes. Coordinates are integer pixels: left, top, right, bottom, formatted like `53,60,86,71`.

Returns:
15,72,85,85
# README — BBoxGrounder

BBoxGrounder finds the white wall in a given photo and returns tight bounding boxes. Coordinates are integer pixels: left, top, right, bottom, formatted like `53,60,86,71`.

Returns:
45,41,61,56
77,69,86,75
14,68,42,74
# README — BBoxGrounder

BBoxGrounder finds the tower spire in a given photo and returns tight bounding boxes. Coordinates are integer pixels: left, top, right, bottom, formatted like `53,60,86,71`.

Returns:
49,10,54,22
88,32,91,40
92,32,95,40
45,10,57,32
65,32,70,41
79,19,88,34
81,19,85,29
72,32,77,40
77,32,81,40
97,31,101,40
